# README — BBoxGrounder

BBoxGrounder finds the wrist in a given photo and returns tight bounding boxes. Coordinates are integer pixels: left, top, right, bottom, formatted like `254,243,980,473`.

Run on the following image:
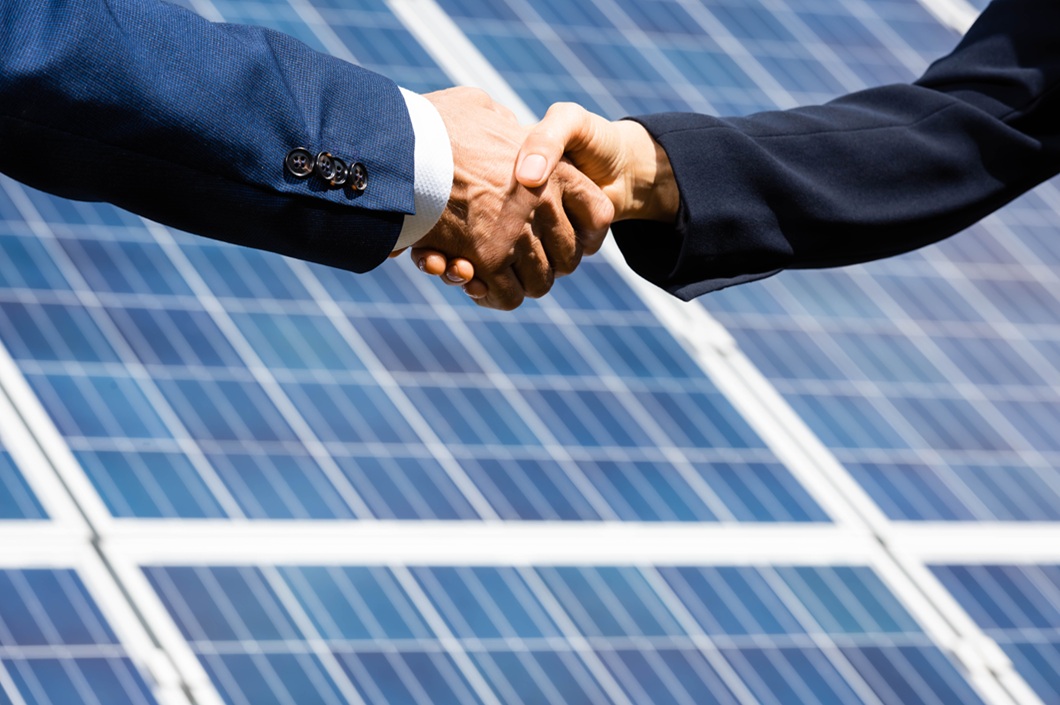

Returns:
614,120,678,224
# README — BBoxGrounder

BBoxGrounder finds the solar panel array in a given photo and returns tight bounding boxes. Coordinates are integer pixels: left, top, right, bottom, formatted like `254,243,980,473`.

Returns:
1,0,1057,703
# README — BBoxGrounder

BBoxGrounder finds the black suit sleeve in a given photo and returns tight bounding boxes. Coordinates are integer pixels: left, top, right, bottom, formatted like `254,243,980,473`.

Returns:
611,0,1060,300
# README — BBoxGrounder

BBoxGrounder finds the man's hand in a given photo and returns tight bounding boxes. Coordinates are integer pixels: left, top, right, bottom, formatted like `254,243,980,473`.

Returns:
516,102,679,223
409,88,612,310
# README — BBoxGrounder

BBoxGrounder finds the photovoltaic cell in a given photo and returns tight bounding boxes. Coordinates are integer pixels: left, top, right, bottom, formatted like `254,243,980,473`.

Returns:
0,569,157,705
144,563,986,705
932,564,1060,703
0,445,46,520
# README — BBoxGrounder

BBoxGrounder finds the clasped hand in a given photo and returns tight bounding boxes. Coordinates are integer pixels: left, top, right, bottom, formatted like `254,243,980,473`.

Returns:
398,91,677,310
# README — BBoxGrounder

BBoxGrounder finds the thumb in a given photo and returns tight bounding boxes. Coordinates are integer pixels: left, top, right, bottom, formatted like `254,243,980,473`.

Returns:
516,102,594,188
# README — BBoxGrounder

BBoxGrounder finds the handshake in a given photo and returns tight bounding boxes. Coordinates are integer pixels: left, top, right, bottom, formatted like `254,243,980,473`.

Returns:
394,88,680,310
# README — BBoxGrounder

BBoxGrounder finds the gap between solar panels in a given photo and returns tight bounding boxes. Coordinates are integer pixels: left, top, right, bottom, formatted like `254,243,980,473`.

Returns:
384,1,1044,704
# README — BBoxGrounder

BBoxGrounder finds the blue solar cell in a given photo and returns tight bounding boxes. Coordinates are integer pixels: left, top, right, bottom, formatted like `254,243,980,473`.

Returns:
335,454,478,520
662,47,764,91
111,307,243,369
411,567,562,640
888,396,1012,452
0,302,119,364
157,377,297,443
0,451,46,520
232,312,367,372
547,260,651,313
200,652,345,705
204,451,357,520
787,393,908,450
146,567,300,642
0,570,114,646
599,647,741,705
337,649,485,705
661,566,804,636
406,385,540,446
525,388,656,448
470,648,613,704
456,456,604,521
932,335,1048,387
725,646,869,705
182,245,313,301
635,389,769,448
57,237,193,296
541,566,686,637
709,2,800,41
578,324,705,379
282,567,434,641
694,462,830,522
354,315,483,374
577,460,721,522
27,373,170,440
462,320,596,377
532,0,612,28
333,25,439,67
840,645,986,705
3,658,157,705
76,449,227,519
0,233,71,291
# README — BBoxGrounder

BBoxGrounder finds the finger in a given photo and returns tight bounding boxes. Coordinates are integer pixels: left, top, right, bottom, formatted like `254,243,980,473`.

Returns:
555,161,614,256
483,266,526,311
516,102,594,188
445,258,475,285
511,232,555,299
463,278,488,300
410,247,449,276
531,183,581,278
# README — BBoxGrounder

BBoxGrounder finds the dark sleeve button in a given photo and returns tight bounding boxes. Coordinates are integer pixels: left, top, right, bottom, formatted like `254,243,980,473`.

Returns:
327,156,348,187
285,148,314,177
315,151,338,181
348,162,367,192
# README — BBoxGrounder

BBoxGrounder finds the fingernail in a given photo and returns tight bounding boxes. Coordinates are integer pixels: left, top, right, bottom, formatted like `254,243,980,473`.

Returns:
417,259,426,272
445,271,466,283
518,154,547,183
463,285,485,299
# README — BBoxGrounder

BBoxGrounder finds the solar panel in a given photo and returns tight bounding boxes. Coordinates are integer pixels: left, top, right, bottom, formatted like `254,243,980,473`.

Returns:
1,0,1058,702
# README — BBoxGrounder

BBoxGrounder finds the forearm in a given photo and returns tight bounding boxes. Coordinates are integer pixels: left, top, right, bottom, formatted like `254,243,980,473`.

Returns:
614,0,1060,299
0,0,418,271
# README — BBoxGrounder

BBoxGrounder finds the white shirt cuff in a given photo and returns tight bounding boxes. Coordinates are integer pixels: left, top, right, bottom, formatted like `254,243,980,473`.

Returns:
395,88,453,251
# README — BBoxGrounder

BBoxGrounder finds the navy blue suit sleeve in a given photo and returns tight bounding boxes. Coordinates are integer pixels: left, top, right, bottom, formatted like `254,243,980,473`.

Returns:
612,0,1060,300
0,0,416,272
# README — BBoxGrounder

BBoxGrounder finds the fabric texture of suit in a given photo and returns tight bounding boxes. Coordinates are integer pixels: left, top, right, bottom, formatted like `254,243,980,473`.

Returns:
0,0,414,272
612,0,1060,300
